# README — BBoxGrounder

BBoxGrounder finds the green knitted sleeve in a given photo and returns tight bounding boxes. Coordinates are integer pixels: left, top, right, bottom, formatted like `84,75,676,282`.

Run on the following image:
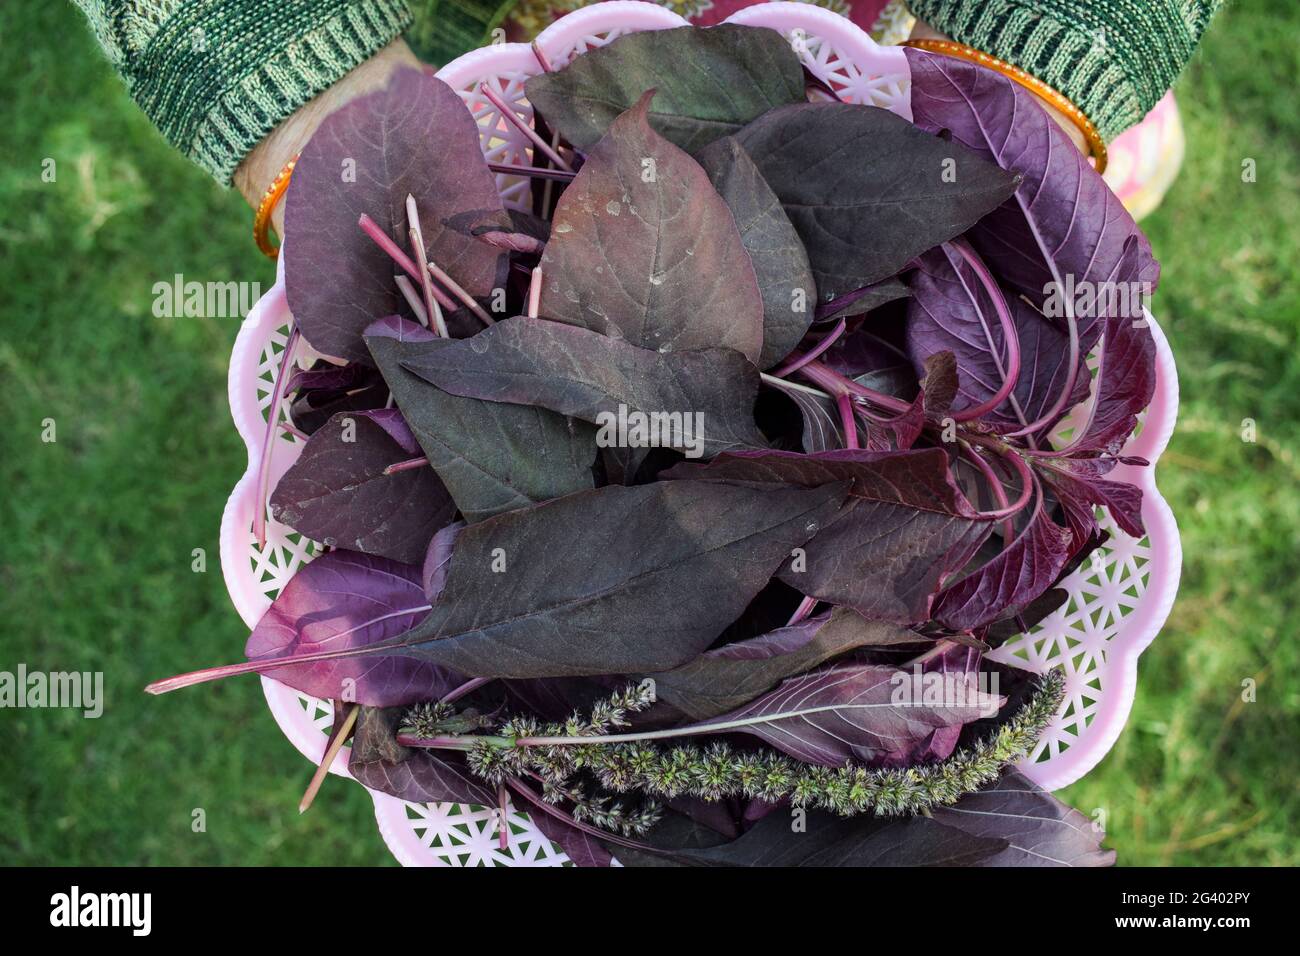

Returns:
72,0,414,185
906,0,1222,139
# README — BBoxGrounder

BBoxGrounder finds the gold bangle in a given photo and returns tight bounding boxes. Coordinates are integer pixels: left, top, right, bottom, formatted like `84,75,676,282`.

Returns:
252,154,299,259
901,38,1108,175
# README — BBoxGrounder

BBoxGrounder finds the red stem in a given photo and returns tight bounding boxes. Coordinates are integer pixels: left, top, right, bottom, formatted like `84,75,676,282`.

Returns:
770,318,846,378
947,239,1022,422
253,326,299,548
796,359,911,414
837,392,859,449
357,214,458,312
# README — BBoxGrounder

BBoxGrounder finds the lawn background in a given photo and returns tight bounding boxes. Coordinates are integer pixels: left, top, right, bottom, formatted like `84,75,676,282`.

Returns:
1,0,1296,866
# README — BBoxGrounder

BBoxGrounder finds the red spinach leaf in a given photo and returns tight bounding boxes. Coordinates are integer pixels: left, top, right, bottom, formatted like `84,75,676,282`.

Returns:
398,316,768,459
538,92,765,363
269,409,456,564
708,660,1001,766
367,323,597,522
666,449,993,623
243,550,459,707
732,101,1021,299
284,69,505,362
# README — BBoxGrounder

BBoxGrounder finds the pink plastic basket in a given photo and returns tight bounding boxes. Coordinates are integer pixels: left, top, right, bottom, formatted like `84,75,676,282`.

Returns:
221,2,1180,866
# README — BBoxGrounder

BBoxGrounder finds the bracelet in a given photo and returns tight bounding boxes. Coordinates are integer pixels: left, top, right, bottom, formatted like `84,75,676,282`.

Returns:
901,39,1108,175
252,154,299,259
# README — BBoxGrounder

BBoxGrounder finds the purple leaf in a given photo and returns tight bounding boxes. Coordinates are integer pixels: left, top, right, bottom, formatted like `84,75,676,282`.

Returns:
397,316,769,458
269,409,455,564
1038,457,1145,541
768,381,844,453
906,244,1088,430
538,92,765,364
1058,316,1158,455
421,520,464,603
929,769,1116,866
696,136,816,368
160,481,847,690
618,807,1005,867
731,101,1021,299
366,327,597,523
665,449,992,623
932,488,1073,632
286,361,378,396
243,550,459,707
905,49,1158,303
649,607,924,719
707,660,1002,767
364,314,439,343
529,809,616,868
284,69,505,361
815,278,911,323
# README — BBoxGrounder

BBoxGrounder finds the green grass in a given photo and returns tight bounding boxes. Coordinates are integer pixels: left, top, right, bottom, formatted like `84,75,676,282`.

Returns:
1,1,1296,866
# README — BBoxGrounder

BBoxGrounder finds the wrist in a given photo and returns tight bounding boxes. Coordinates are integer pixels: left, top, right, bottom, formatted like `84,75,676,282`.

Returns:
235,39,422,234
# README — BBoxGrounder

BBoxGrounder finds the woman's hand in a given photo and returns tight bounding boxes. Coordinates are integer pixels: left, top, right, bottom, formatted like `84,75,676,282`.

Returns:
233,39,422,238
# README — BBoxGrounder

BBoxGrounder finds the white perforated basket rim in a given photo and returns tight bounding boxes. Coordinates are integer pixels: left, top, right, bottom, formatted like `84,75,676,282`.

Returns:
220,1,1181,865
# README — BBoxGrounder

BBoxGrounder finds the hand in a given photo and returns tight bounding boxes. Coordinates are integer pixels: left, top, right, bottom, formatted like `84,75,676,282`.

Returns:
233,39,422,238
908,20,1089,156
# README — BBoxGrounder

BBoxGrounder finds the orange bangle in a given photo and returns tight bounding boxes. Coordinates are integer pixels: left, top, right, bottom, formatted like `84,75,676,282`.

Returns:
901,39,1107,175
252,154,299,259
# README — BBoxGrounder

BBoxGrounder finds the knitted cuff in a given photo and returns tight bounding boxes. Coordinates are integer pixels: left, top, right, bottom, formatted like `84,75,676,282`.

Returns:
407,0,519,66
905,0,1221,140
79,0,413,185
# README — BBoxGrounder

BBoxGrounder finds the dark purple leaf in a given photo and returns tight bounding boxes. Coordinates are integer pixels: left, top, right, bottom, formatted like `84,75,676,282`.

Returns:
283,69,505,361
530,808,616,868
731,102,1021,299
523,24,805,153
905,50,1158,325
769,382,845,453
1039,457,1145,542
286,361,377,396
696,136,816,368
366,323,597,522
384,481,847,677
398,317,769,458
649,607,924,720
929,770,1115,866
173,481,847,689
269,409,455,564
244,550,458,707
666,449,993,623
906,244,1089,430
932,490,1073,632
617,808,1007,866
538,93,765,363
421,520,464,602
365,314,438,343
709,660,1001,766
1059,316,1158,455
